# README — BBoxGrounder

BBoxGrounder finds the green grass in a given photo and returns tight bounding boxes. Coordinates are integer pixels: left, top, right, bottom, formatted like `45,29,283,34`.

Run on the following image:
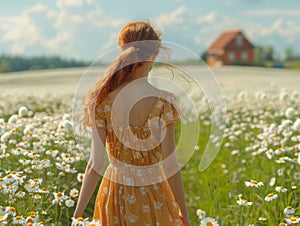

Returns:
0,93,300,225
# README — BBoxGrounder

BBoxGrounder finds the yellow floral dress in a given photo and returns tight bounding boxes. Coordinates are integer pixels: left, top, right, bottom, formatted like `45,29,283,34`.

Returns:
90,90,184,226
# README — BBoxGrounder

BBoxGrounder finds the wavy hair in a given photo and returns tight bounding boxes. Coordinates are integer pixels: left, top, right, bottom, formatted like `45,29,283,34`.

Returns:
81,21,162,131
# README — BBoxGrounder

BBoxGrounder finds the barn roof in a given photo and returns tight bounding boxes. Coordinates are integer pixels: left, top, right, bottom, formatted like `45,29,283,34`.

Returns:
208,29,242,50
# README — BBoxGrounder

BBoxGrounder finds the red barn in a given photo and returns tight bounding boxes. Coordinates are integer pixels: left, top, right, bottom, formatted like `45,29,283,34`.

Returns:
207,29,255,67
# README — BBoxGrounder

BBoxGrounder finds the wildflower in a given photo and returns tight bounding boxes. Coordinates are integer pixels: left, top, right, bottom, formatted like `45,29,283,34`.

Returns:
269,177,276,187
87,220,101,226
8,206,17,216
8,114,18,124
52,192,67,205
65,199,75,208
245,180,264,188
293,172,300,180
264,193,278,202
196,209,206,219
58,120,73,132
70,188,79,198
32,194,42,200
258,217,267,221
237,198,253,206
28,178,43,186
285,107,295,119
18,106,28,117
0,213,8,222
275,185,287,193
293,119,300,132
200,217,219,226
15,191,26,198
77,173,84,183
71,216,89,226
0,132,10,143
284,206,295,218
285,216,300,224
12,215,26,224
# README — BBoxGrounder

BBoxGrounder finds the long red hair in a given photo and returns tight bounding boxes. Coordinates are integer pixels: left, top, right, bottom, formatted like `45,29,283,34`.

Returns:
81,21,162,131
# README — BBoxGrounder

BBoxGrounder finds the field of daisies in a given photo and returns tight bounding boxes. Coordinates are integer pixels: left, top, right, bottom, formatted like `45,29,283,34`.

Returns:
0,85,300,225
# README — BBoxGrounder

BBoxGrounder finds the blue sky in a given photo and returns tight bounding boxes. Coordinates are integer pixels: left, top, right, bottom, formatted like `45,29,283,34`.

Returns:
0,0,299,60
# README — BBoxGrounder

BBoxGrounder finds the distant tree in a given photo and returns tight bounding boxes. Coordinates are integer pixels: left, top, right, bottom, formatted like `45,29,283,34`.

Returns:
255,45,276,64
0,55,90,73
285,48,294,61
0,59,11,72
254,46,265,64
264,45,274,61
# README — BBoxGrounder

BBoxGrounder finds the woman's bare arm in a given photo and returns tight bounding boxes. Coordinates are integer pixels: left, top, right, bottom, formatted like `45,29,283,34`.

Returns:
73,128,106,218
73,163,101,218
161,123,190,225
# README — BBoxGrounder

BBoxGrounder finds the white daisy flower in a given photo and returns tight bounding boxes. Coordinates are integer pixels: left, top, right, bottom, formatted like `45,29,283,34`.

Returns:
8,114,19,124
293,119,300,132
65,199,75,208
196,209,206,219
275,185,287,193
70,188,79,198
293,172,300,180
71,217,89,226
18,106,28,117
285,107,295,119
285,216,300,224
1,131,11,143
0,213,8,222
200,217,219,226
264,193,278,202
284,206,295,218
258,217,267,221
87,219,101,226
237,198,253,206
269,177,276,187
245,180,264,188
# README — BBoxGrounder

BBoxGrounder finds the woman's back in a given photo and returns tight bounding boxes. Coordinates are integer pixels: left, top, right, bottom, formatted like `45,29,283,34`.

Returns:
107,82,162,128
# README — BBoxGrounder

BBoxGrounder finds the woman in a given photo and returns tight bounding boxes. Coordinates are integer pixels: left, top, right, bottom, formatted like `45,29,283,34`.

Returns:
72,21,190,226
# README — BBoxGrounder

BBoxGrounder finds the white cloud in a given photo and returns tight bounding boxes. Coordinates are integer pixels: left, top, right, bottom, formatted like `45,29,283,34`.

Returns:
154,6,187,28
245,18,300,44
56,0,83,9
0,0,127,58
242,9,300,17
196,12,218,24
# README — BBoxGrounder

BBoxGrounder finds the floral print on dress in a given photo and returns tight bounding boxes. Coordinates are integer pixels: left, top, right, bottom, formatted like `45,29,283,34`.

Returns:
92,90,184,225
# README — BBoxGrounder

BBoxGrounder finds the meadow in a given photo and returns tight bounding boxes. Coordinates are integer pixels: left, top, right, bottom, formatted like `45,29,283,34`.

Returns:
0,66,300,225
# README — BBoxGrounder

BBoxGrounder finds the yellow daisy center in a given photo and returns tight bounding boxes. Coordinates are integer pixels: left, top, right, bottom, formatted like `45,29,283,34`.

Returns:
77,217,84,221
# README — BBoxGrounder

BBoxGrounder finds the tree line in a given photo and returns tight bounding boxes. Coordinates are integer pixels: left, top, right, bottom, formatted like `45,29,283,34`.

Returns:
0,55,90,73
